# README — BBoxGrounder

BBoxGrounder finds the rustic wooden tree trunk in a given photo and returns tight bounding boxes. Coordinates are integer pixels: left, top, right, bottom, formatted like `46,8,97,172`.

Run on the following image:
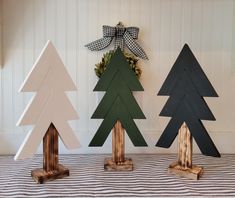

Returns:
168,122,203,180
43,123,59,172
178,122,192,169
31,123,69,184
104,120,133,171
112,120,125,164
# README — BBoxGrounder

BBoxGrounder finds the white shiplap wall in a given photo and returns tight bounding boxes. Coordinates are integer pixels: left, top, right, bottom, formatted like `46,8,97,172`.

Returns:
0,0,2,67
1,0,235,155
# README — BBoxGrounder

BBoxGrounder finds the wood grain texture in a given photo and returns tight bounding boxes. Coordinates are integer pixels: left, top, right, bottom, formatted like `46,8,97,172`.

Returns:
43,123,58,172
168,162,203,180
104,158,133,171
1,0,235,154
178,122,192,169
106,120,134,171
29,124,72,184
112,120,125,164
32,124,70,184
31,164,69,184
168,123,203,180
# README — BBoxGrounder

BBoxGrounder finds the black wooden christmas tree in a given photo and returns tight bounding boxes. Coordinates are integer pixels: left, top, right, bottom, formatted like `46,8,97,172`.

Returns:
156,44,220,179
89,47,147,171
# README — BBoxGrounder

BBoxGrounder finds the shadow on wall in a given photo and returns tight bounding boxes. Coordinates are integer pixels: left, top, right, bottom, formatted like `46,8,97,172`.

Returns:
2,0,45,68
0,134,15,155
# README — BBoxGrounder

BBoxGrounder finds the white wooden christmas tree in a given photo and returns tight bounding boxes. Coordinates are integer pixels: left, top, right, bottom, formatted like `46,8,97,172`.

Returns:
15,40,80,183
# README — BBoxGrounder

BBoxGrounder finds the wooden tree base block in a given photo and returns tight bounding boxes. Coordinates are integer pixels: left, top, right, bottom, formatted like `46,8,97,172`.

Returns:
168,162,203,180
31,164,69,184
104,158,133,171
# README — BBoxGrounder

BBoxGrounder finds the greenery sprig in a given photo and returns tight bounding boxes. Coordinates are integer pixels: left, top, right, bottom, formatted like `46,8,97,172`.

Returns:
95,50,142,79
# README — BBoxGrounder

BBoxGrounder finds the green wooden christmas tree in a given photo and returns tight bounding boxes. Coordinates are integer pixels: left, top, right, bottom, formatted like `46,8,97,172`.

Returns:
89,47,147,170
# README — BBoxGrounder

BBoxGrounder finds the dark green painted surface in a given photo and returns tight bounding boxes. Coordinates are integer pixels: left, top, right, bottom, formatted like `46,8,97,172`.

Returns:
90,48,147,147
94,48,144,91
92,71,145,119
89,97,147,146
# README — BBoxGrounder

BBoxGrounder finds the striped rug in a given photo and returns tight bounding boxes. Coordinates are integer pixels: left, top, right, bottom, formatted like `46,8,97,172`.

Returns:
0,154,235,197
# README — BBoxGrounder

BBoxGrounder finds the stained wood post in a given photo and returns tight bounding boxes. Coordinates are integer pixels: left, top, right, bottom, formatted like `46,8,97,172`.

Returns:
104,120,133,171
43,123,59,172
178,122,192,169
112,120,125,164
31,123,69,184
168,122,203,180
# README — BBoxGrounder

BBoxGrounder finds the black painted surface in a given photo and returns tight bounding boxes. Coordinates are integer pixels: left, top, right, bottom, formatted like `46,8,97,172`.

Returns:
156,44,220,157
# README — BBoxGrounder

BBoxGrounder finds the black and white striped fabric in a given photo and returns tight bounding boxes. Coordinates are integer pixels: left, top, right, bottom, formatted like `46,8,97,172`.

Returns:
0,154,235,197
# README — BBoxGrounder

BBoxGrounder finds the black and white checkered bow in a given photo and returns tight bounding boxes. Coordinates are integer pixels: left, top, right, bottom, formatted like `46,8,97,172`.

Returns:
85,23,148,60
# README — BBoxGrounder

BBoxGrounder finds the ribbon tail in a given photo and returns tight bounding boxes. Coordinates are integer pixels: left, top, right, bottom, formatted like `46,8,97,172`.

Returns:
85,37,113,51
123,32,148,60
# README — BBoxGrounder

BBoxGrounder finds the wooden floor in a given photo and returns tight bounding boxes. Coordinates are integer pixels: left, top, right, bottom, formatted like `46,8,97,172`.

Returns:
0,154,235,197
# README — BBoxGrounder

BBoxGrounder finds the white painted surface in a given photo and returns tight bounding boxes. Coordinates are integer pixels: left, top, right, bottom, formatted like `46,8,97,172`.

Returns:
14,41,80,160
1,0,235,154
